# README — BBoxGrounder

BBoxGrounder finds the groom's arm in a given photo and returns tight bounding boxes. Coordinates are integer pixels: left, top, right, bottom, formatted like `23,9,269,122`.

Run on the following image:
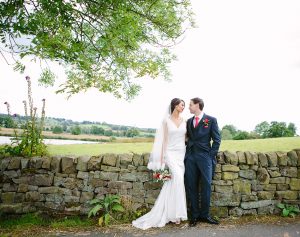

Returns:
210,117,221,158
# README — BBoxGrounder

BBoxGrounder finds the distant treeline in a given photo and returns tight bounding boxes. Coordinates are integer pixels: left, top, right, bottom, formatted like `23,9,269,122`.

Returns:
0,114,155,138
1,114,297,140
221,121,297,140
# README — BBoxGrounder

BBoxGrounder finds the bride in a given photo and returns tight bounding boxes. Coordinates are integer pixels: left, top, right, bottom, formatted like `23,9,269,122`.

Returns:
132,98,187,230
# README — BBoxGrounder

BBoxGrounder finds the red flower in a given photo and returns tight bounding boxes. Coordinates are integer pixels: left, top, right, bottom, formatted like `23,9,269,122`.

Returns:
203,118,210,128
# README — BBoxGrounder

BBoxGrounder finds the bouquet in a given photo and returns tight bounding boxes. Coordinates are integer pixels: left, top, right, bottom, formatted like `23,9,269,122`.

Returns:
152,169,172,183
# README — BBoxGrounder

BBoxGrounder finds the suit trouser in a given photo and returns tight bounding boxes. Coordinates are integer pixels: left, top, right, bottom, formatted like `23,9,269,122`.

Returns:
184,151,213,219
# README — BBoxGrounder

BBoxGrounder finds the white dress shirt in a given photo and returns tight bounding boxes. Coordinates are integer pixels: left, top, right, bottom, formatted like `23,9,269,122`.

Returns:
193,112,204,127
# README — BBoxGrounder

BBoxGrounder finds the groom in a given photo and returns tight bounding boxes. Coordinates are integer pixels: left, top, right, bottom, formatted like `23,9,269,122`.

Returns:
184,97,221,226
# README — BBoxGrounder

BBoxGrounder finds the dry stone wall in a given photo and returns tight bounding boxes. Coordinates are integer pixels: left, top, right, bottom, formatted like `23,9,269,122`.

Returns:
0,150,299,217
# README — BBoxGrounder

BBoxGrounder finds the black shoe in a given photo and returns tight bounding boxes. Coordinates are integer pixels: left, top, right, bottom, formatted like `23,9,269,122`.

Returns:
189,218,198,227
198,216,219,225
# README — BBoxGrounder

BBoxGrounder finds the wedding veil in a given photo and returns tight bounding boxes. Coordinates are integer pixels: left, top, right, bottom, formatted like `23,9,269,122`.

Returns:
147,105,171,171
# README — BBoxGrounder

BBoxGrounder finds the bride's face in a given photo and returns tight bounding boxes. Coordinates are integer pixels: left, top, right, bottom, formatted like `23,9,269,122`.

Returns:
176,101,185,113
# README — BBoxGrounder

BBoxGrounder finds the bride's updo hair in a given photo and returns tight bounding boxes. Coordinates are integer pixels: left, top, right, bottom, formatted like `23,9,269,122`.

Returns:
170,98,185,114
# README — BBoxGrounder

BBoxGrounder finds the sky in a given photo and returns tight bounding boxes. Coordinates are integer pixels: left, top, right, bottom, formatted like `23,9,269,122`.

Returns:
1,0,300,133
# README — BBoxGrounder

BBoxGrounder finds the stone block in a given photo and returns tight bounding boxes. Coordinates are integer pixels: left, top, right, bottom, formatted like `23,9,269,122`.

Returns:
17,183,29,193
257,191,275,200
222,172,238,180
239,170,256,179
287,151,298,166
7,157,21,170
33,174,53,186
222,164,240,172
38,187,59,194
258,153,268,167
133,154,144,166
275,191,298,200
241,200,274,209
87,156,102,171
237,151,246,164
80,192,94,203
108,181,133,189
50,156,61,173
280,167,298,178
276,152,288,166
233,180,251,195
257,168,270,184
77,171,89,180
29,157,43,169
99,171,119,181
289,178,300,190
214,185,233,193
224,151,238,165
1,192,16,203
76,156,90,171
143,153,150,166
61,157,77,174
266,152,278,167
211,193,241,206
263,184,276,191
119,153,133,166
25,191,40,202
102,153,118,167
210,206,229,218
269,177,285,184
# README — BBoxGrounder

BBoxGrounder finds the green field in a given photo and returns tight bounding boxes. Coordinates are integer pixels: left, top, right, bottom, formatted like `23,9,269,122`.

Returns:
47,137,300,156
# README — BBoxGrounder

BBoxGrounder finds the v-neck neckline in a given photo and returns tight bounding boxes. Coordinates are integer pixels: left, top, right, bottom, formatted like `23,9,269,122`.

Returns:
169,117,183,129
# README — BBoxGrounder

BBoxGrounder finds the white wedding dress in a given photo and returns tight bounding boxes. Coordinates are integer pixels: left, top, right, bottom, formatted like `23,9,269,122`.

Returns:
132,118,187,230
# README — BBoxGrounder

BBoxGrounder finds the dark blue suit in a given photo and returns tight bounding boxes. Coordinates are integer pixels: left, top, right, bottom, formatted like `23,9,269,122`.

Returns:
184,113,221,219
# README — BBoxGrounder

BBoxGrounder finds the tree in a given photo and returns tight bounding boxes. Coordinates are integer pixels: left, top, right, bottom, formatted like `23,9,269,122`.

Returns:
233,131,251,140
221,125,237,139
287,123,297,136
126,128,140,137
91,126,105,135
221,129,233,140
71,125,81,135
52,125,63,134
254,121,270,138
0,0,194,100
0,115,14,128
267,121,287,138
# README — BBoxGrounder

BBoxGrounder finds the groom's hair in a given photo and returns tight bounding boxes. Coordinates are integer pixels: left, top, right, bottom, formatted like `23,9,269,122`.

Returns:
191,97,204,110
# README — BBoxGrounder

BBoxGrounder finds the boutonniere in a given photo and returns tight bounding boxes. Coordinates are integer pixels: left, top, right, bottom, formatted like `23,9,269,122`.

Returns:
203,118,210,128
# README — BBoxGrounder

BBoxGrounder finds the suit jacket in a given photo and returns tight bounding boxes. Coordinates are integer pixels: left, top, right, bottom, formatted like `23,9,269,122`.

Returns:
185,113,221,160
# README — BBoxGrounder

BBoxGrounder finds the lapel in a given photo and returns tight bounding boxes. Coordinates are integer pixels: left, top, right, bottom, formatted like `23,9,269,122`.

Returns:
188,117,195,138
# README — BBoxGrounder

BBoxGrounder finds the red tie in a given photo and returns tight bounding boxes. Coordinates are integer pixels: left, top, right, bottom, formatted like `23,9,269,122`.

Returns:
195,116,199,127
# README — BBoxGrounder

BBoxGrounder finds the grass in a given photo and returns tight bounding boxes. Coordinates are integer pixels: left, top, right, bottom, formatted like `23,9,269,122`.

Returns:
0,213,95,230
0,213,299,237
46,137,300,156
47,142,153,156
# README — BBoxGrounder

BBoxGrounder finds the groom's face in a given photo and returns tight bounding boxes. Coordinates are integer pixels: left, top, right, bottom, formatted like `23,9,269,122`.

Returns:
189,100,198,114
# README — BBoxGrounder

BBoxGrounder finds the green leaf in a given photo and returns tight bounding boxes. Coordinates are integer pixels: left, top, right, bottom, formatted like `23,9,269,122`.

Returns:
282,209,290,217
98,216,104,226
89,198,102,205
289,212,296,218
88,204,102,218
277,203,285,209
104,213,110,226
0,0,195,100
112,204,125,212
